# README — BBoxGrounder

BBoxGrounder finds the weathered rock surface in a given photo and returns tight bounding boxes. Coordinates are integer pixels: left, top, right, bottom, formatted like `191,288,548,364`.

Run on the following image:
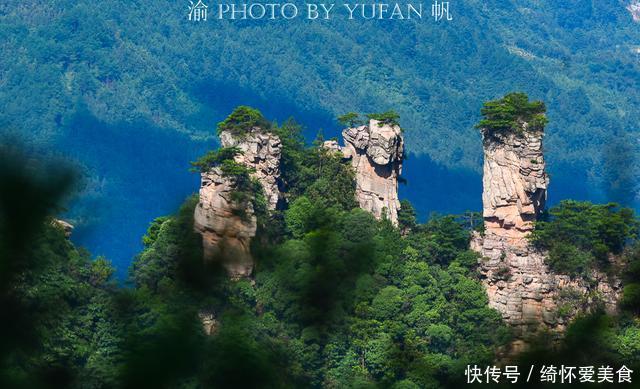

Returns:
473,127,620,342
52,219,74,238
472,231,620,339
325,119,404,224
481,130,548,247
219,129,282,211
194,127,282,278
194,166,257,278
198,310,219,336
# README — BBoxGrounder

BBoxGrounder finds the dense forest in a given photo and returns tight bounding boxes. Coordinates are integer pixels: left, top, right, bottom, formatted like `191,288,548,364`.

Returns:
2,106,640,388
1,0,639,276
2,0,640,384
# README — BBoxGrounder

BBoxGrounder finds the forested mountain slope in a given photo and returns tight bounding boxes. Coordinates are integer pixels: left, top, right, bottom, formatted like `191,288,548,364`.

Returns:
1,0,638,273
3,0,639,179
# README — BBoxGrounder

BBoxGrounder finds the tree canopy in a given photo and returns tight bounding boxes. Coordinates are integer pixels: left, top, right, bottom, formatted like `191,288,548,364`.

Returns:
531,200,638,276
476,92,548,137
216,106,271,137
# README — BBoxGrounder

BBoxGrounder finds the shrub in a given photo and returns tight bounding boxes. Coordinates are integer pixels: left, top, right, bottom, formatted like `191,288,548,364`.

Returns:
476,92,548,137
217,106,271,137
190,146,264,220
366,111,401,127
337,112,363,128
190,146,242,173
621,283,640,312
398,199,417,233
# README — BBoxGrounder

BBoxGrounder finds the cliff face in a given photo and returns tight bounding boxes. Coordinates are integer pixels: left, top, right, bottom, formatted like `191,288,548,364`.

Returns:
328,119,404,224
219,129,283,211
194,166,257,278
481,130,548,246
194,128,282,278
473,127,620,343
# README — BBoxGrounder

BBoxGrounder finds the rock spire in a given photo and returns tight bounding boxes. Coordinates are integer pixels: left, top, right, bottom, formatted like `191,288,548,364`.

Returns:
325,119,404,225
194,126,282,278
472,119,619,346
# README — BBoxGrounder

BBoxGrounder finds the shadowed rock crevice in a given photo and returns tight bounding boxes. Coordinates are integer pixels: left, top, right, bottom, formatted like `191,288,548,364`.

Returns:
324,119,404,224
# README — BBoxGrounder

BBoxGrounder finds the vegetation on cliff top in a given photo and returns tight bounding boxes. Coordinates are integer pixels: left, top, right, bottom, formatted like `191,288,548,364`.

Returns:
5,2,639,272
367,111,401,128
337,111,402,129
337,112,363,128
216,106,272,137
190,144,266,220
124,111,511,387
190,146,243,173
476,92,548,138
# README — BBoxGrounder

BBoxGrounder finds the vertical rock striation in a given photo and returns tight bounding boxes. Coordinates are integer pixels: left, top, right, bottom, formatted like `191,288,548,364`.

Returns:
472,125,620,344
194,127,282,278
481,129,548,247
194,166,258,278
326,119,404,224
219,129,283,211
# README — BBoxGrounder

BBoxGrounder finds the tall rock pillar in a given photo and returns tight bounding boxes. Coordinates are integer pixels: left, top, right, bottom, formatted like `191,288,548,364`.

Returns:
218,129,283,211
473,119,619,343
480,129,548,249
194,166,258,278
194,126,282,278
327,119,404,224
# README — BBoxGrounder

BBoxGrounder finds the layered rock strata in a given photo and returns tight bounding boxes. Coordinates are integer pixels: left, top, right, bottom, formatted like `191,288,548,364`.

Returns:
325,119,404,225
481,130,547,245
194,128,282,278
472,127,620,341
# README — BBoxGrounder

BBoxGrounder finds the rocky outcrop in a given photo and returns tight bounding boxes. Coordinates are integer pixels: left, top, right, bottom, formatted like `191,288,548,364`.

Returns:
473,126,620,342
198,310,219,336
325,119,404,224
194,127,282,278
219,129,282,211
194,166,257,278
481,130,548,247
472,232,620,340
52,219,74,238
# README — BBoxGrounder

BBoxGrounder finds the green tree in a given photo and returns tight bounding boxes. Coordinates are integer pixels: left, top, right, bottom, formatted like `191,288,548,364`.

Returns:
337,112,362,128
190,146,242,173
366,111,401,127
476,92,548,137
398,199,417,233
217,106,271,137
531,200,638,276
